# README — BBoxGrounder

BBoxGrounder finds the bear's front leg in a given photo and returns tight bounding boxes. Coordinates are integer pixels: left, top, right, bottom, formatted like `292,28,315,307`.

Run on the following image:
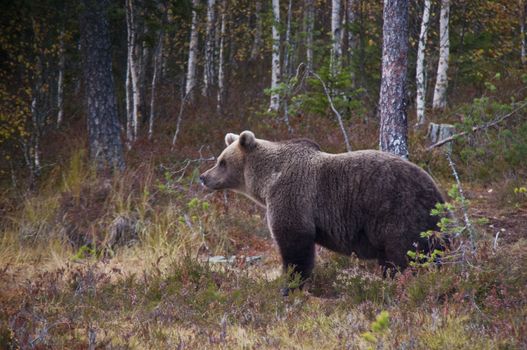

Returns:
271,228,315,296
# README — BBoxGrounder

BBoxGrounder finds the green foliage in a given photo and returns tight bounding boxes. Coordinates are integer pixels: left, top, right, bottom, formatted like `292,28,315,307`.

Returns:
361,310,390,349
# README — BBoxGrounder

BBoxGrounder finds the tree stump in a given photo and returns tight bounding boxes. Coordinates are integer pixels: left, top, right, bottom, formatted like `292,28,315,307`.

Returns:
428,122,455,152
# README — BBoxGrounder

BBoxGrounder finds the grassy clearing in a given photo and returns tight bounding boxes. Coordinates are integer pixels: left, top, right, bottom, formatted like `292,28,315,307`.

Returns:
1,164,526,349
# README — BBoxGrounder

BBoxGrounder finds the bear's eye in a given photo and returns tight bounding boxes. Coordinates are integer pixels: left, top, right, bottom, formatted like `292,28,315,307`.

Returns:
219,159,226,168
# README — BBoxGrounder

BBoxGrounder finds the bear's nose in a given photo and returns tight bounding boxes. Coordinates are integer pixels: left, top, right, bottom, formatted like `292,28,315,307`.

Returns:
199,175,206,185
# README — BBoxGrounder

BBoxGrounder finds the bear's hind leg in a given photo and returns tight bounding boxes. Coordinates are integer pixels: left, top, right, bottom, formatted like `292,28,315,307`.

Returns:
383,246,408,276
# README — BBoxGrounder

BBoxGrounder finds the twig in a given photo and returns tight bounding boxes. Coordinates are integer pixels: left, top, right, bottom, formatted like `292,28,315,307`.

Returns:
445,151,476,251
309,70,352,152
427,101,527,150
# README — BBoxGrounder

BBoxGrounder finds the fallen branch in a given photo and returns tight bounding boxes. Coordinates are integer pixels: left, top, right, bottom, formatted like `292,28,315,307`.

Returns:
309,70,352,152
427,101,527,150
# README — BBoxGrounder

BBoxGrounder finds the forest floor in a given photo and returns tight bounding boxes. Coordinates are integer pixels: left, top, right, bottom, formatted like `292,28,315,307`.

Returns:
1,177,526,349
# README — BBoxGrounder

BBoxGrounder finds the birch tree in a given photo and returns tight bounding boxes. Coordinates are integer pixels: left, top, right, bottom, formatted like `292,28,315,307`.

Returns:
250,0,263,61
217,0,226,111
203,0,216,96
432,0,450,110
379,0,409,159
415,0,431,126
331,0,342,76
149,6,166,140
126,0,140,145
305,0,314,72
269,0,281,112
185,0,200,99
80,0,125,170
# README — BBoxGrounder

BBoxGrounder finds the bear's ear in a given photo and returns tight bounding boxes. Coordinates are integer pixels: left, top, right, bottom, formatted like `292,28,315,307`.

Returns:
239,130,256,151
225,133,239,146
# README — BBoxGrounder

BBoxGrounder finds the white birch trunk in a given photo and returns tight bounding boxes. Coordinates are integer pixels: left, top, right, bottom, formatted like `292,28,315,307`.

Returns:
305,0,314,72
250,0,263,61
125,53,133,148
432,0,450,110
149,29,164,140
185,0,200,98
269,0,281,112
416,0,431,126
57,31,65,127
217,2,226,111
330,0,342,76
126,0,139,142
203,0,216,96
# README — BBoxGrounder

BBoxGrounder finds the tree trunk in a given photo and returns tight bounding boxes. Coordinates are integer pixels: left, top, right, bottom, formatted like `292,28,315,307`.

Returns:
522,0,527,65
269,0,281,112
305,0,314,72
217,1,227,111
283,0,293,78
80,0,125,170
432,0,450,110
125,56,133,148
138,22,149,124
379,0,409,159
203,0,216,96
185,0,200,99
126,0,140,143
57,30,65,127
149,28,164,140
250,0,263,61
415,0,431,126
331,0,342,76
346,0,359,64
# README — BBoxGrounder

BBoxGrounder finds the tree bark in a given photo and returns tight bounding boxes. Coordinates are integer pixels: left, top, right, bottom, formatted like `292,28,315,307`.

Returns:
269,0,281,112
250,0,263,61
203,0,217,96
185,0,200,99
379,0,409,159
217,0,227,111
415,0,431,126
331,0,342,76
305,0,314,72
432,0,450,110
80,0,125,170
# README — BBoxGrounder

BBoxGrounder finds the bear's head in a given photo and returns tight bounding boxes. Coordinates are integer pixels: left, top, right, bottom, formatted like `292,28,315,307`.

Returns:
199,130,257,192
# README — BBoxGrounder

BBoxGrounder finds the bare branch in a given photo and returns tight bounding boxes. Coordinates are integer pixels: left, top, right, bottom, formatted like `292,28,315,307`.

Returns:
427,101,527,150
309,70,352,152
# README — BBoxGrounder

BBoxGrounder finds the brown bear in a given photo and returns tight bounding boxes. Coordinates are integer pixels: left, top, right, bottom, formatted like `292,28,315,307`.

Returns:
200,131,445,293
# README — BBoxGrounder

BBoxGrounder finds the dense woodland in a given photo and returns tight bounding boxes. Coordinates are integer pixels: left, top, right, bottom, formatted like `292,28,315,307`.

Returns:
1,0,526,348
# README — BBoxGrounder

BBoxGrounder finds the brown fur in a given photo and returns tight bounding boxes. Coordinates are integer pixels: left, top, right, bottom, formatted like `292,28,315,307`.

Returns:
200,131,445,290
